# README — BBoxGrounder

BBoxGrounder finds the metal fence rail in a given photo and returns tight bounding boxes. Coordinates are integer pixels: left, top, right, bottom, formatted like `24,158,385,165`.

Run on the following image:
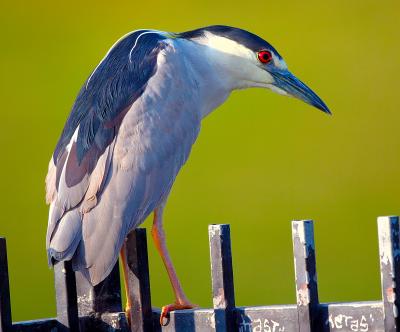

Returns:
0,216,399,332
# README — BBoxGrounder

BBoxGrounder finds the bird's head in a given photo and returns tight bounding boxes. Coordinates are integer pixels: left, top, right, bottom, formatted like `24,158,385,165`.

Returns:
179,25,330,114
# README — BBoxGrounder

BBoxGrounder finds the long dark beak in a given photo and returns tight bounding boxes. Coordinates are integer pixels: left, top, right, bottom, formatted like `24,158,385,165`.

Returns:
270,70,331,114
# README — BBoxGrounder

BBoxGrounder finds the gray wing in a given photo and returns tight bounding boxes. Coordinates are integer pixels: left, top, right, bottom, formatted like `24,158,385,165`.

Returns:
47,36,201,285
72,53,201,284
46,31,167,263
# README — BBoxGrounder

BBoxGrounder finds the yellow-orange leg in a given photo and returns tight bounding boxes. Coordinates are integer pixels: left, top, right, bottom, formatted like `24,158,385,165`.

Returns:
152,204,197,325
120,242,132,327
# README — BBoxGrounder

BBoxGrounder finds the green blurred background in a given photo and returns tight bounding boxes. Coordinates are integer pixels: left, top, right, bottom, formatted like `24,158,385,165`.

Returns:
1,0,399,322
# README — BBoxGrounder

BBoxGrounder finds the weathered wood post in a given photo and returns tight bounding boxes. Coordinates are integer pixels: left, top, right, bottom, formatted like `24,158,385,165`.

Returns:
209,224,236,331
0,238,12,332
292,220,319,332
377,216,400,332
120,228,153,332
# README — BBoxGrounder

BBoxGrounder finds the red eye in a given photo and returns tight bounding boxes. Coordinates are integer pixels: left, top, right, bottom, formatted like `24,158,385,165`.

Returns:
258,50,272,64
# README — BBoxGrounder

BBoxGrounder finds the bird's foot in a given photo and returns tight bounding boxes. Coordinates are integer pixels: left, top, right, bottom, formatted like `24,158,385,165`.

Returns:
125,304,131,327
160,301,197,326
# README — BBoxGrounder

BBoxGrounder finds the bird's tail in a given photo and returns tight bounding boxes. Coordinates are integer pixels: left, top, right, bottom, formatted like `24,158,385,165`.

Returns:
46,204,82,266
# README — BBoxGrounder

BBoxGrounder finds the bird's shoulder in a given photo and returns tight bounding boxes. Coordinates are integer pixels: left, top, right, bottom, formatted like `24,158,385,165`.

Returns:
46,30,170,210
53,30,168,165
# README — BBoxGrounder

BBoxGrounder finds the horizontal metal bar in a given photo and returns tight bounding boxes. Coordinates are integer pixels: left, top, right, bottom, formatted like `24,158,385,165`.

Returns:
237,301,384,332
152,308,226,332
78,312,128,332
12,318,58,332
12,301,386,332
319,301,384,331
12,313,128,332
236,304,298,332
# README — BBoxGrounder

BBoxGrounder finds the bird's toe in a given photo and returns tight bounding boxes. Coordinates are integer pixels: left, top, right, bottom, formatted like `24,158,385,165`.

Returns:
125,305,132,327
160,301,198,326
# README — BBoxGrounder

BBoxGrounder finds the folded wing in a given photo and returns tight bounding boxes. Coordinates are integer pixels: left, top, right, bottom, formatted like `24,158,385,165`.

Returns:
45,30,167,264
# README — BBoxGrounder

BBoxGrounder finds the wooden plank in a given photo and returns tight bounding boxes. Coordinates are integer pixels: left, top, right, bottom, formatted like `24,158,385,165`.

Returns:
0,238,12,332
292,220,319,332
209,224,236,331
54,261,79,332
121,228,152,332
75,261,125,332
377,216,400,332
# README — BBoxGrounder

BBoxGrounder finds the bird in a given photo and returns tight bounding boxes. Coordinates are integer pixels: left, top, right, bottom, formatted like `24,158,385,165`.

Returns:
45,25,330,325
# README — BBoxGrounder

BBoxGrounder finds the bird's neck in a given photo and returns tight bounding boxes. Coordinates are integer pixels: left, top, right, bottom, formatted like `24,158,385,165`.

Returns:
170,38,236,118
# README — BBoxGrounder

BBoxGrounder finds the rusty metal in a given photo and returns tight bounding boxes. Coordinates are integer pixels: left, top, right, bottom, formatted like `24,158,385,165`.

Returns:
378,216,400,332
292,220,319,332
209,224,236,331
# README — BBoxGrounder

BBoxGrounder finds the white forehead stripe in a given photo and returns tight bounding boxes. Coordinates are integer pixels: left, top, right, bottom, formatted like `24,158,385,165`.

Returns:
193,31,255,60
192,31,288,70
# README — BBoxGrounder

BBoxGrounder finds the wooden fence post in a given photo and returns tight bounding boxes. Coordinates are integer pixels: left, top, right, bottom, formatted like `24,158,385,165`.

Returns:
0,238,12,332
292,220,319,332
54,261,80,332
378,216,400,332
209,224,236,331
121,228,153,332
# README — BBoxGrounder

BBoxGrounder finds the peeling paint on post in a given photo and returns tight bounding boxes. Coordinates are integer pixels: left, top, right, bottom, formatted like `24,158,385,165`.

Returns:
0,238,11,332
209,224,236,331
377,216,400,332
292,220,319,332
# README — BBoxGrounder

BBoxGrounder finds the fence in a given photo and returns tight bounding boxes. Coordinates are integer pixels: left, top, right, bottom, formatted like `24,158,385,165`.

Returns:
0,216,399,332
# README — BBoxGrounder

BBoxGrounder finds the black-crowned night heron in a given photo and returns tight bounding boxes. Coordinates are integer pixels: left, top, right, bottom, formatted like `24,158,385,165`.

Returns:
45,25,330,324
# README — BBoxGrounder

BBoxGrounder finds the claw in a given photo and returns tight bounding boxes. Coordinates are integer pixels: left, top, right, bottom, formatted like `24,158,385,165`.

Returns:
160,302,197,326
125,305,131,327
